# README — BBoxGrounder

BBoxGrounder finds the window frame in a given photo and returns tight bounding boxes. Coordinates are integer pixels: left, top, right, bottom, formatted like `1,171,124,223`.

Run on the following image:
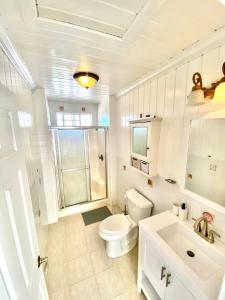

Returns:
56,112,92,127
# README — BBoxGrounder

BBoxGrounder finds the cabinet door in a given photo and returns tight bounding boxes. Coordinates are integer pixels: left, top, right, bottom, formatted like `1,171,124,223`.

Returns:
165,274,196,300
143,240,166,298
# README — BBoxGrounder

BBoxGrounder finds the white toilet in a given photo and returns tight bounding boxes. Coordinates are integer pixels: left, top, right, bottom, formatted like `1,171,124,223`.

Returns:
99,189,153,258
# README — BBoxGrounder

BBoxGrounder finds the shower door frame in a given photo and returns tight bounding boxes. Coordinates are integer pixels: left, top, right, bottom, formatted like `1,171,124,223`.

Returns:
51,126,108,209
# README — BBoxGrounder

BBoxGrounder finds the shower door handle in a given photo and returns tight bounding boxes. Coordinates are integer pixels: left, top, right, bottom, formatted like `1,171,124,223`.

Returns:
98,154,104,161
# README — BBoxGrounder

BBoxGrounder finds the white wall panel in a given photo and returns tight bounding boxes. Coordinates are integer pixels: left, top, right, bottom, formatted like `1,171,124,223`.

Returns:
128,91,134,121
115,38,225,234
138,85,144,117
174,63,188,116
150,79,157,115
156,75,166,117
202,48,220,86
133,89,139,119
143,81,150,117
164,70,175,117
125,93,130,127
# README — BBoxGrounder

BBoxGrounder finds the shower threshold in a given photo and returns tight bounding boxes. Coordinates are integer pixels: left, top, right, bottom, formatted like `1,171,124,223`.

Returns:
58,198,111,218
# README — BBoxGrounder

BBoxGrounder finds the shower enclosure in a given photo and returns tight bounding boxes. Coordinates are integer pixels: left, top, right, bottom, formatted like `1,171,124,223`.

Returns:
51,127,108,209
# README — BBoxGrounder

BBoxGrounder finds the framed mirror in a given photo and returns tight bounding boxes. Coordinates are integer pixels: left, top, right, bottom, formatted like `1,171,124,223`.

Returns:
130,122,150,161
185,117,225,208
132,126,148,157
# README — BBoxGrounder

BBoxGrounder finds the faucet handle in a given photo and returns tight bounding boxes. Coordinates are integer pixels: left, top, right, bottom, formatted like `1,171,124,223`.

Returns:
208,230,221,243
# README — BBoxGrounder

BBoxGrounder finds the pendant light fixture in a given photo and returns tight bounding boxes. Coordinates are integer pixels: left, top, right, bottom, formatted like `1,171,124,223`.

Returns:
73,72,99,89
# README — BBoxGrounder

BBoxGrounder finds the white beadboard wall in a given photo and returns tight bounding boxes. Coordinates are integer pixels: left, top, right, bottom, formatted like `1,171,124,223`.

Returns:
0,48,48,257
115,43,225,242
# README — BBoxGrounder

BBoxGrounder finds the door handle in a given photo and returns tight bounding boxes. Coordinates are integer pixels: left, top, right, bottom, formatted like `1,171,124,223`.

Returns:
166,273,171,287
160,266,166,280
37,256,48,268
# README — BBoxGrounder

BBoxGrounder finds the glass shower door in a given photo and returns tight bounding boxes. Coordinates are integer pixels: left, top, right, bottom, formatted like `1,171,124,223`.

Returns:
58,129,90,207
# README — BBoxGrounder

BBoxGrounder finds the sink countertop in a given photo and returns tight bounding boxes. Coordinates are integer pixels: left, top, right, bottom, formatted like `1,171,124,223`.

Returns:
139,211,225,300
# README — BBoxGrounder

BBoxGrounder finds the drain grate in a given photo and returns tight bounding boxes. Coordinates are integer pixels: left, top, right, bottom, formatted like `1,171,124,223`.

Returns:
187,250,195,257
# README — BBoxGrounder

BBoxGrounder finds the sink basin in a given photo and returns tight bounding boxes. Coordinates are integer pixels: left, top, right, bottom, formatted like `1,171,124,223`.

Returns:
157,222,225,281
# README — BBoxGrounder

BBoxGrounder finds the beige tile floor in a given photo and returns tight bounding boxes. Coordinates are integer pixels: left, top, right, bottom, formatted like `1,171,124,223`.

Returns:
46,206,146,300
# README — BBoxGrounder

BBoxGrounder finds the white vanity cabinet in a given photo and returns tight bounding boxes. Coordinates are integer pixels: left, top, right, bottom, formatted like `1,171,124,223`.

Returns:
139,231,196,300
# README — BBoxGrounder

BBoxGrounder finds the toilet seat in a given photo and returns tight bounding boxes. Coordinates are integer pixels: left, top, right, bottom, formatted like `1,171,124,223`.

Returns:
99,214,131,236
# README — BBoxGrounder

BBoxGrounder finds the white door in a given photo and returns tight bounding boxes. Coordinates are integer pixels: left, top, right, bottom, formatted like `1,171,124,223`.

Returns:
0,84,48,300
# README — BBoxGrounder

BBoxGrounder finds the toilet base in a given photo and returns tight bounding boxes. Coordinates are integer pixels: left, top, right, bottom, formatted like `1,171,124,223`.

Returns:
105,227,138,258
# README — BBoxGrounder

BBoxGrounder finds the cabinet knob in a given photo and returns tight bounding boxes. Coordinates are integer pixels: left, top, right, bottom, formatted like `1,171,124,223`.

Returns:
160,266,166,280
166,273,171,287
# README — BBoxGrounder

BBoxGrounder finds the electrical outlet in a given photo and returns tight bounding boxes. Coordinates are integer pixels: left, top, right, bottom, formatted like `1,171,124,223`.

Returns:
209,164,217,171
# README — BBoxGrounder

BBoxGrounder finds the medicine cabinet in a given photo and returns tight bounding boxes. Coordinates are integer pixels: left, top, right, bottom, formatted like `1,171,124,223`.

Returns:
130,116,161,177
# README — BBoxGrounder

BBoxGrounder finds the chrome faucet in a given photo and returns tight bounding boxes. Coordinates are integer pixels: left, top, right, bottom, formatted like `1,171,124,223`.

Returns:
192,217,220,243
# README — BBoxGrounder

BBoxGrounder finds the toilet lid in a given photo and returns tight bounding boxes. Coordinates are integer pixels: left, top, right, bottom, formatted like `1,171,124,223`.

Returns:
99,214,131,235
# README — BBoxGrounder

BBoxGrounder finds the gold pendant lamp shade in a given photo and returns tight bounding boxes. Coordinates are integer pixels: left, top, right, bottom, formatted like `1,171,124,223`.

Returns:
73,72,99,89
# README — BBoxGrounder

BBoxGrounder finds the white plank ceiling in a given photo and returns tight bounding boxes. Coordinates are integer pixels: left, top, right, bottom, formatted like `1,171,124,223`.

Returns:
0,0,225,102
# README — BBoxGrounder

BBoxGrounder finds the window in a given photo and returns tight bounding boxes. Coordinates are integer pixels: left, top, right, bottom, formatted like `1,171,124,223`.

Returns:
56,112,92,127
18,111,32,128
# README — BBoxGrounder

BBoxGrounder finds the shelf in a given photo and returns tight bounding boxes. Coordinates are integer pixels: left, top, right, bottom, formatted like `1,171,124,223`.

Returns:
130,165,150,177
129,116,162,124
141,278,161,300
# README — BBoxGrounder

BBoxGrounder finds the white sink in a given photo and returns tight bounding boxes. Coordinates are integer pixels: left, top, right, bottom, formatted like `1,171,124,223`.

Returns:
157,222,225,281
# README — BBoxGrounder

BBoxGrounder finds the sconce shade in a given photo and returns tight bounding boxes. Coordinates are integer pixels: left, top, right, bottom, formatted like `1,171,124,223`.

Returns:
213,63,225,103
73,72,99,89
213,82,225,103
187,89,205,106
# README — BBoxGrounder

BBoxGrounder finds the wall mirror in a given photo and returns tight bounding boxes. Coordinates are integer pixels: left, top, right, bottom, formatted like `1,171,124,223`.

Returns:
185,118,225,208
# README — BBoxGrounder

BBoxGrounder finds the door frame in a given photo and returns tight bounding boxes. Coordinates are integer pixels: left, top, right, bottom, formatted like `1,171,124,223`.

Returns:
51,126,108,209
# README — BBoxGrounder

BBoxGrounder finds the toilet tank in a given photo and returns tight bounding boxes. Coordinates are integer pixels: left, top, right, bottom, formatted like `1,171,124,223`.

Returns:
126,189,153,224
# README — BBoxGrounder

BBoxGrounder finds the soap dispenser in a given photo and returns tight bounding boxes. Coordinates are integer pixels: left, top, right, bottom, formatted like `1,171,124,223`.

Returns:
179,203,188,221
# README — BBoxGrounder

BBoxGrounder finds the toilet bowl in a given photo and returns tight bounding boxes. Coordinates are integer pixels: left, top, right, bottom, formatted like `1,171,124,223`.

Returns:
99,189,152,258
99,214,138,258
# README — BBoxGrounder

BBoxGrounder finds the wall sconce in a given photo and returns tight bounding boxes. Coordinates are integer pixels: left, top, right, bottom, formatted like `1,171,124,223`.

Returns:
187,62,225,106
187,72,205,106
